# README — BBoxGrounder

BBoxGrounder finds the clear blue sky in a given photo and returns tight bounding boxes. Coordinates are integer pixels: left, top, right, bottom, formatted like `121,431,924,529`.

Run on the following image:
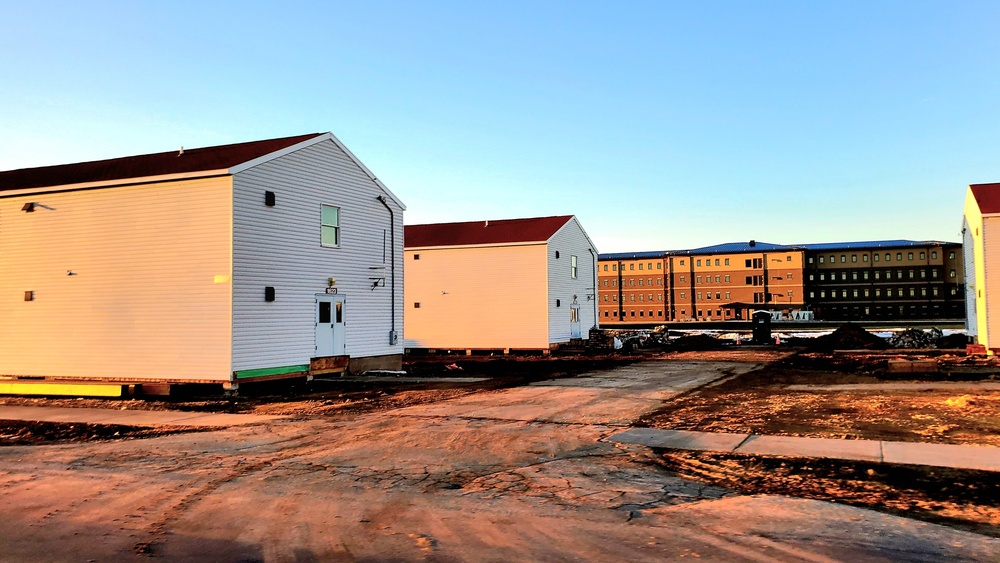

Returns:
2,1,999,252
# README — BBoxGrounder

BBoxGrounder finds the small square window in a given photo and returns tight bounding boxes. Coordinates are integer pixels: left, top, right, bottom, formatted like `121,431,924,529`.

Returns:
413,302,421,308
413,254,420,260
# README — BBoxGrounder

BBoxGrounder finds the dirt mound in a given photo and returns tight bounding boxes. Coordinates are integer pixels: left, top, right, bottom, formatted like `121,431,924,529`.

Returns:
936,333,970,349
807,323,888,352
667,334,727,352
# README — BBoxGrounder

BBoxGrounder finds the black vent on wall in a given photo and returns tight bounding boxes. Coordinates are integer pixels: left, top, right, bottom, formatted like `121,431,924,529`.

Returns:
265,191,276,207
265,286,275,302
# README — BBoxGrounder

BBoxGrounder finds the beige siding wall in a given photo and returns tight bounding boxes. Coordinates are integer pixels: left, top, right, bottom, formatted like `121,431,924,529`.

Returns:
0,178,233,382
547,218,598,343
404,245,548,349
983,219,1000,349
232,139,404,370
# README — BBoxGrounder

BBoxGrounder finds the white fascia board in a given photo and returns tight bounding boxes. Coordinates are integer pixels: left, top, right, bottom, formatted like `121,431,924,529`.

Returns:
550,215,599,254
327,132,407,211
0,169,230,197
227,133,332,175
404,241,548,251
228,132,407,211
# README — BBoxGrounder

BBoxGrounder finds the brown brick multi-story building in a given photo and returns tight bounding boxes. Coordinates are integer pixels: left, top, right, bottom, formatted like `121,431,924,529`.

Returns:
801,240,964,320
597,251,671,322
598,239,964,324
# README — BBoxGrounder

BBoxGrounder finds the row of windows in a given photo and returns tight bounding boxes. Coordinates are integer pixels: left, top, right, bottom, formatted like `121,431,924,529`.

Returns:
601,278,664,287
603,293,664,302
604,310,665,318
808,269,955,282
681,273,794,284
808,250,954,265
819,303,964,320
809,287,959,299
603,262,663,272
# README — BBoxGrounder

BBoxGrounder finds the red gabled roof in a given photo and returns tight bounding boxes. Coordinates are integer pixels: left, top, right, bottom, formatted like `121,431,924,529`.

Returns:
0,133,324,192
971,183,1000,214
405,215,574,248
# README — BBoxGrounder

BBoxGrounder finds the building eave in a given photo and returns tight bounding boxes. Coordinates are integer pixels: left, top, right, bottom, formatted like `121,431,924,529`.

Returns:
0,169,231,198
405,241,549,251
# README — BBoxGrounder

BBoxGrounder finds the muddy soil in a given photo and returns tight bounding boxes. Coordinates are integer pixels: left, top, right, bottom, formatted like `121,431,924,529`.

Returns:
2,354,1000,559
0,420,206,446
657,451,1000,537
642,355,1000,446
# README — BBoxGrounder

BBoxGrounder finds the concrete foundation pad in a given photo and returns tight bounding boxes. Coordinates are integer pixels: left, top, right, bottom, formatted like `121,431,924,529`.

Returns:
609,428,750,452
882,441,1000,471
735,434,883,462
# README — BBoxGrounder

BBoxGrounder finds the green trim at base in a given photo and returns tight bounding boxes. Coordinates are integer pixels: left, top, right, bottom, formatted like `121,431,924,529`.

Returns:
235,364,310,380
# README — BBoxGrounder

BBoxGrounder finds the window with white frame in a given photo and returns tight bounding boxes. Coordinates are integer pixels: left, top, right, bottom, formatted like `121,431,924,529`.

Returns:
571,255,578,278
321,205,340,247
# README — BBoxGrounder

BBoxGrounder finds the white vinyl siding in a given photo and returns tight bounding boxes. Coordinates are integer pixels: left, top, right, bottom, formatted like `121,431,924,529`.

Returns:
0,178,233,382
232,139,403,371
963,217,978,337
547,217,598,344
404,244,548,349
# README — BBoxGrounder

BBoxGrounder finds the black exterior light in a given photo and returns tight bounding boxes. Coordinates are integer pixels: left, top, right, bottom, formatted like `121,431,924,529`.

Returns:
265,191,276,207
265,286,275,302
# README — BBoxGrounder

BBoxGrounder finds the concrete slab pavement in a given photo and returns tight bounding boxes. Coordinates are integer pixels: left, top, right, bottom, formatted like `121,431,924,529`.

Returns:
736,434,884,462
609,427,1000,472
0,405,285,428
882,441,1000,472
610,428,750,451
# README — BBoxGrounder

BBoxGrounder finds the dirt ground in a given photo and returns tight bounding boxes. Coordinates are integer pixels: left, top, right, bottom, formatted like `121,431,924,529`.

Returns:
641,353,1000,446
2,358,998,561
638,350,1000,536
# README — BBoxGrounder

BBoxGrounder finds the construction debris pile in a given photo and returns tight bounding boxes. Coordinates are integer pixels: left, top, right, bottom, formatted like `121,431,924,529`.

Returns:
887,328,943,349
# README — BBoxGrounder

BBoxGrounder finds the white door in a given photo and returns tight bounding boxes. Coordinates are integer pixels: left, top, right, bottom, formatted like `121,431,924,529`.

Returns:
316,295,346,357
570,304,582,338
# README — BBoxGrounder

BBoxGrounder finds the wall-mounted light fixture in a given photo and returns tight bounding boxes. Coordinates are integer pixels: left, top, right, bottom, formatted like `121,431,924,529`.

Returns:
24,291,34,301
265,191,276,207
265,286,275,302
21,202,54,212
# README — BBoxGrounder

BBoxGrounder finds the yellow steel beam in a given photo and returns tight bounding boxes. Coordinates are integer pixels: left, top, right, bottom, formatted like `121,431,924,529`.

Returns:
0,381,123,397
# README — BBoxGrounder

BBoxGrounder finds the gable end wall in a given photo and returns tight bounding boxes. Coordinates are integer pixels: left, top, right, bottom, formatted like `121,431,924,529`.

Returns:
231,139,404,371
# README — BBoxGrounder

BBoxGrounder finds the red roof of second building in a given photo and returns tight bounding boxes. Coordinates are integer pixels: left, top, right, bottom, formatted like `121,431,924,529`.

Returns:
971,183,1000,214
405,215,573,248
0,133,324,192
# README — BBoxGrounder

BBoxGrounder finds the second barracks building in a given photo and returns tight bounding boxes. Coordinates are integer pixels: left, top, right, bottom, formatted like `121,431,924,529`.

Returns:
598,239,964,323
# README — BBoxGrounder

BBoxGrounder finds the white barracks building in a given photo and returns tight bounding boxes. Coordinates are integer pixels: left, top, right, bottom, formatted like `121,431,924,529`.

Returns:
404,215,599,352
0,133,405,394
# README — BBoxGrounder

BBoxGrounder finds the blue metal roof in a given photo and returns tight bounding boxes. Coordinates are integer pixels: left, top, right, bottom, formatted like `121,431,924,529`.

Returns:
598,239,961,260
796,240,958,251
685,241,795,255
598,250,670,260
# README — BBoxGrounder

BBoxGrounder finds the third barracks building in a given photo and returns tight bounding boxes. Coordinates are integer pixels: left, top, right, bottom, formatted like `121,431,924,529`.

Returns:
598,239,965,323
